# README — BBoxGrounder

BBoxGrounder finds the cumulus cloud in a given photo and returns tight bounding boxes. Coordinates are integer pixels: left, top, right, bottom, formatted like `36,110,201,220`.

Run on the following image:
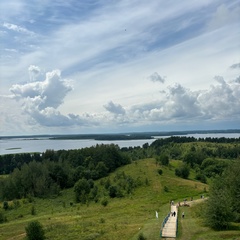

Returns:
28,65,41,82
9,67,91,127
10,69,72,109
230,63,240,69
148,72,165,83
104,101,126,115
7,66,240,130
233,76,240,83
124,77,240,125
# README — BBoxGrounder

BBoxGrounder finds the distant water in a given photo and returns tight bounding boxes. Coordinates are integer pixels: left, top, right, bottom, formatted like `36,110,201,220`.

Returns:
0,138,155,155
1,133,240,155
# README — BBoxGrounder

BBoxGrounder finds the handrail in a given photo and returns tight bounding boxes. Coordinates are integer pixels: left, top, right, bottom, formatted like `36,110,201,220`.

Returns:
159,213,170,237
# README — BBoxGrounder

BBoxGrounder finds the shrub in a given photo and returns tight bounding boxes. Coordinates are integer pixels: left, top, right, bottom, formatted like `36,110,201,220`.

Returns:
158,169,163,175
175,164,190,179
101,198,108,207
0,211,7,223
31,205,36,215
195,173,207,183
138,232,147,240
163,186,169,192
3,201,9,210
25,221,45,240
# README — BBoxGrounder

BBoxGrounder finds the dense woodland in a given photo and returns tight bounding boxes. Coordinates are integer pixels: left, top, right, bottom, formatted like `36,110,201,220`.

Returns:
0,136,240,230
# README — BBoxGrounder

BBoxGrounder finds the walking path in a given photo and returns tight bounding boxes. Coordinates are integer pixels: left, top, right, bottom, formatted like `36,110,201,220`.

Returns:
161,205,178,238
160,198,207,238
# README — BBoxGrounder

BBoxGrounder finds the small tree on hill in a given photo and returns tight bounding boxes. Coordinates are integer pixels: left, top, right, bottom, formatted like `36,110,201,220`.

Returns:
74,178,91,203
25,221,45,240
175,163,190,179
158,154,169,166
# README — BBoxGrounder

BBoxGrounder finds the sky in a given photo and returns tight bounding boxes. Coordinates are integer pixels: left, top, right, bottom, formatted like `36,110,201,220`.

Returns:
0,0,240,136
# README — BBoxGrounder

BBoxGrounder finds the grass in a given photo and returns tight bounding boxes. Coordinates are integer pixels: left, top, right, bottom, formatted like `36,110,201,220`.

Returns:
0,158,238,240
177,201,240,240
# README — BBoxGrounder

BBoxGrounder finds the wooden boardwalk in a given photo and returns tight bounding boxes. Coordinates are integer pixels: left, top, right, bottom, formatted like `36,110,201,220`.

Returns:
161,205,178,238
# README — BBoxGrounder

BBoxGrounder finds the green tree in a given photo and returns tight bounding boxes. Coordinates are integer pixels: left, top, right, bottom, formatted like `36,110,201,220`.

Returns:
158,154,169,166
74,178,91,203
206,176,233,230
0,211,7,223
25,221,45,240
224,161,240,221
175,163,190,179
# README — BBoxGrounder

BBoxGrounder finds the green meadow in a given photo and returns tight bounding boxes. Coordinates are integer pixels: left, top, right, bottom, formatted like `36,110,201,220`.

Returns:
0,158,239,240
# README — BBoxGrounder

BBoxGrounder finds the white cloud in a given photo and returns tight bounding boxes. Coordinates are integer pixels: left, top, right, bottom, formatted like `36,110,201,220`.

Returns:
148,72,165,83
104,101,126,115
230,63,240,69
28,65,41,82
207,4,240,30
10,69,72,109
3,22,34,35
8,68,87,127
1,1,240,134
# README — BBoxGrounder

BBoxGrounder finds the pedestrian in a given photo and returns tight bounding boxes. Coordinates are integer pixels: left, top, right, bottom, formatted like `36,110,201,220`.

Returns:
182,212,185,218
173,211,176,217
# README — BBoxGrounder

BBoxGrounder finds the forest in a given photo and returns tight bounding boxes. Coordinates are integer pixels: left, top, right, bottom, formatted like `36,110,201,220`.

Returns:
0,136,240,235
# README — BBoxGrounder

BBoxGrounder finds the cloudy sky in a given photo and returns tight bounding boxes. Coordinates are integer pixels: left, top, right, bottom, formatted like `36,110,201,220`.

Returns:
0,0,240,135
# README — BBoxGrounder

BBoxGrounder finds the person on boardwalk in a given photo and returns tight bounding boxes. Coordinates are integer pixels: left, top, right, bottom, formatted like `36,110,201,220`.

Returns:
182,212,185,218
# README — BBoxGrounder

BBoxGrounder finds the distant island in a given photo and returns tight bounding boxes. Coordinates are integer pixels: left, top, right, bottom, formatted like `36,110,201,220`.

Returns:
1,129,240,141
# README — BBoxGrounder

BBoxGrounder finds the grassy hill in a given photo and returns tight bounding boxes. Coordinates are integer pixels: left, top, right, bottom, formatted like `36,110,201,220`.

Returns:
0,158,239,240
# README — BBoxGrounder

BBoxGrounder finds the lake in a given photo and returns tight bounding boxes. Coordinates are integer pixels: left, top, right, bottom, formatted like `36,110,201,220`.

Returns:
1,133,240,155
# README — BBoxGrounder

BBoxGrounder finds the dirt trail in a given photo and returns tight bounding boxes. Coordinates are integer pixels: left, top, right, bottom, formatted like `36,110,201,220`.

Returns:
7,233,26,240
180,197,207,207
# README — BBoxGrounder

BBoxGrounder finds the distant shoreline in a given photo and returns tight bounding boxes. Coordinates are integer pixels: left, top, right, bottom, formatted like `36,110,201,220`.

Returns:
1,129,240,141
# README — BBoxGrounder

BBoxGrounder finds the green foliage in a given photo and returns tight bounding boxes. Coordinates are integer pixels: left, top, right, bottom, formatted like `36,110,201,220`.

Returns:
0,211,7,223
74,178,91,203
138,232,147,240
206,176,233,230
25,221,45,240
31,205,36,215
201,158,228,178
3,201,9,210
206,161,240,230
101,198,108,207
163,186,169,192
183,150,205,167
175,163,190,179
195,172,207,183
158,154,169,166
0,144,130,201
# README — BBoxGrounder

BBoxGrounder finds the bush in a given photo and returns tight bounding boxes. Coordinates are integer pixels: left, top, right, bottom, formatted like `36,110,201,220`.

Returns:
138,232,147,240
175,164,190,179
25,221,45,240
101,198,108,207
195,173,207,183
3,201,9,210
31,205,36,215
0,211,7,223
163,186,169,192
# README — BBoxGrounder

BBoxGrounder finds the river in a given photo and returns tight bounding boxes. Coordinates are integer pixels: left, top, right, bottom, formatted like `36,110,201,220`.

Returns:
1,133,240,155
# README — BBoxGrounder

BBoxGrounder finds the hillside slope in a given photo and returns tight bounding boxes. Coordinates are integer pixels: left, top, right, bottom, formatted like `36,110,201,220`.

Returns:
0,158,209,240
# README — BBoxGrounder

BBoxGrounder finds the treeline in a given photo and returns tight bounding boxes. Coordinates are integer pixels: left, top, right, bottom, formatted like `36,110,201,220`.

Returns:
206,161,240,230
1,137,239,201
151,136,240,147
0,144,130,201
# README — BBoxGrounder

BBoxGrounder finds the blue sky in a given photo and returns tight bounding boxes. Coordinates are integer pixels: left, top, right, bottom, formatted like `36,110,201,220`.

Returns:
0,0,240,135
